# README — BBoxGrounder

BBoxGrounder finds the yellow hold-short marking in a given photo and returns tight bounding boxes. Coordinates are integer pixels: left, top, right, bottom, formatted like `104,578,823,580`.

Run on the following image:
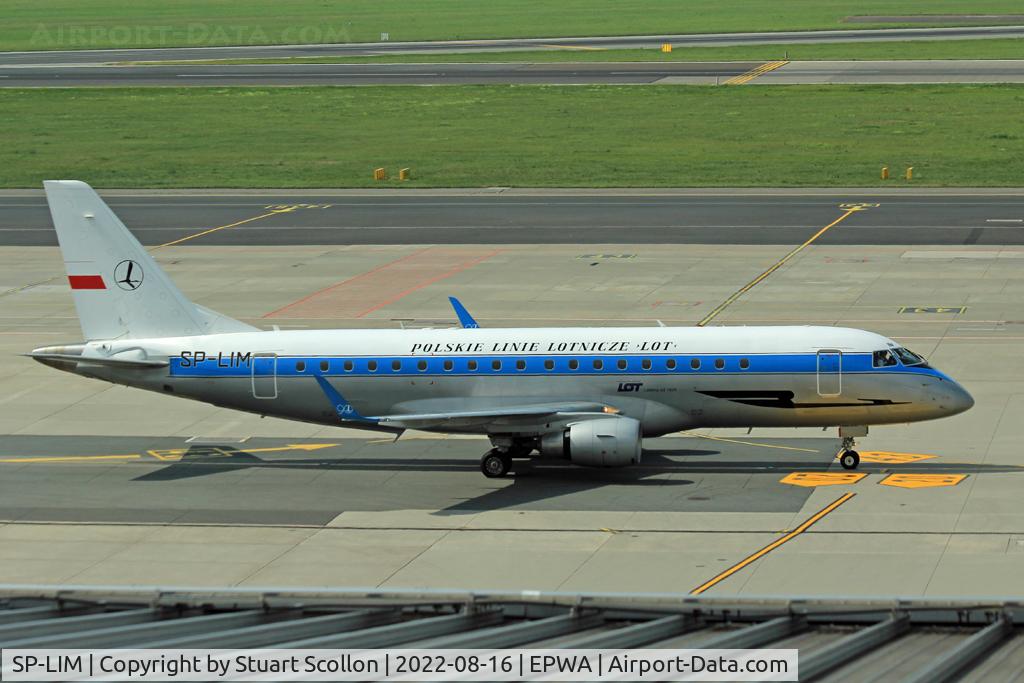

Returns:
781,472,867,487
880,473,967,489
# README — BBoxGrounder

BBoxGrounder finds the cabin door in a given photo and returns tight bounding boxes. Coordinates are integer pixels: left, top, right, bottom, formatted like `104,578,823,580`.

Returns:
251,353,278,399
816,350,842,397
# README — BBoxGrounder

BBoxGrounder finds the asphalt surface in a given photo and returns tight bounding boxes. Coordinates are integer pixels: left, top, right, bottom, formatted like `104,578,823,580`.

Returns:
3,191,1024,246
0,436,839,524
5,60,1024,87
4,25,1023,66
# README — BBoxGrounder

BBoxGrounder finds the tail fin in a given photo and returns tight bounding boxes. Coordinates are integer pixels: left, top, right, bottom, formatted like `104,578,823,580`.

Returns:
44,180,256,340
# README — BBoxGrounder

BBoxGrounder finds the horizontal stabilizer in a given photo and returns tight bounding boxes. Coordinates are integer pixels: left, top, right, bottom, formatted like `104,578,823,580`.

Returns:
25,352,168,369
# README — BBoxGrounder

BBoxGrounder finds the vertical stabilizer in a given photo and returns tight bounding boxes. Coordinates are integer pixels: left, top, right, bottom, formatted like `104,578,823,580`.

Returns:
44,180,255,340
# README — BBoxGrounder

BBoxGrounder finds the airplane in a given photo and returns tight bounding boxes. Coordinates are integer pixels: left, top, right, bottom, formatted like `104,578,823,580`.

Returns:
28,181,974,478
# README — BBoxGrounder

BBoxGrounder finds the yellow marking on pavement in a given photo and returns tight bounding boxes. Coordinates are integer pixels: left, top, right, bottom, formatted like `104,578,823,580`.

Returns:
0,275,63,298
859,451,936,464
898,306,968,315
880,473,967,489
690,492,855,594
153,206,298,249
781,472,867,487
697,206,863,326
147,442,337,461
0,454,140,463
264,203,333,210
693,433,819,453
724,60,788,85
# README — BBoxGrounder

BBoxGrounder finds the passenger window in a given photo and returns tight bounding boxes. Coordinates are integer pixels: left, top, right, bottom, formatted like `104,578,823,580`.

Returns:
666,358,677,370
492,359,502,371
593,359,603,370
443,360,453,371
391,360,401,372
739,358,750,370
320,360,329,372
873,350,898,367
569,359,579,370
468,360,478,371
343,360,353,372
296,361,305,372
544,359,554,371
417,360,427,371
691,358,701,370
617,359,627,370
516,359,526,371
715,358,725,370
367,360,377,372
641,359,652,370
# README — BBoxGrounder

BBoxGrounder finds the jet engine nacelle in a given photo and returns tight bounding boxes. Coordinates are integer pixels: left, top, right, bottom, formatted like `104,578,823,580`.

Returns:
540,417,642,467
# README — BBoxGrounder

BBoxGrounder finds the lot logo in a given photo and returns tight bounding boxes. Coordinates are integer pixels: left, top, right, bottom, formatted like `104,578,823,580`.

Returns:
617,382,643,393
113,260,143,290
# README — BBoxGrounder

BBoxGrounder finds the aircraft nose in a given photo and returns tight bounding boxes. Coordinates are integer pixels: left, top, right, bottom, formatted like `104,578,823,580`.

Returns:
947,382,975,415
920,376,973,417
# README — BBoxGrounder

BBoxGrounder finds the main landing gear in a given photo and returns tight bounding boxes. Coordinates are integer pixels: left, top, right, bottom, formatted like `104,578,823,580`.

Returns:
480,439,535,478
839,435,860,470
480,449,512,478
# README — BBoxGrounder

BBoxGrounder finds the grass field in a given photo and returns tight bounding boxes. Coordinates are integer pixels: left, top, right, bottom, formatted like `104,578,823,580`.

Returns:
7,0,1024,51
2,85,1021,188
150,38,1024,66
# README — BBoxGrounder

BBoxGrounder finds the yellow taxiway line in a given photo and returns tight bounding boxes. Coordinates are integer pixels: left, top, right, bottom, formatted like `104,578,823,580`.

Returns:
0,454,141,463
0,443,337,464
697,206,863,326
147,443,337,460
690,491,855,594
153,206,298,249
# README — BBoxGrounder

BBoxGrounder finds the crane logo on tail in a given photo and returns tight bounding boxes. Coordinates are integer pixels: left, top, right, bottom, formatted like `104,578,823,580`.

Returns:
113,260,143,291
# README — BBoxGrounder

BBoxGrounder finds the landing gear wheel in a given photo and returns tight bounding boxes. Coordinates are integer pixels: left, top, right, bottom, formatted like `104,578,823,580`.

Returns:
481,450,512,478
840,450,860,470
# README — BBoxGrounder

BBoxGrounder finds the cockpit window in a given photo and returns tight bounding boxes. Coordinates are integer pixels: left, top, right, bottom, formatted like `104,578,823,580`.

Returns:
873,349,898,367
894,347,928,367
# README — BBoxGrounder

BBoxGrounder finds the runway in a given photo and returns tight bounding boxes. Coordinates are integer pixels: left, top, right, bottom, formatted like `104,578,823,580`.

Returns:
2,190,1024,246
3,25,1023,66
3,59,1023,87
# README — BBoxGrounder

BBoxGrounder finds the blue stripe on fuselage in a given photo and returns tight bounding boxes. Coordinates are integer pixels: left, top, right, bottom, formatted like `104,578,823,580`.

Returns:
169,352,943,379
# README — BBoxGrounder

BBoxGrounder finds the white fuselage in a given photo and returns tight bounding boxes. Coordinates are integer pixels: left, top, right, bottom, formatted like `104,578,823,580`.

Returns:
46,325,974,437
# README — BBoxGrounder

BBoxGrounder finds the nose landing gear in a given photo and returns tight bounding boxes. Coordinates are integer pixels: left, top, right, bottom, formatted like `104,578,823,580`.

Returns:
839,446,860,470
837,426,868,470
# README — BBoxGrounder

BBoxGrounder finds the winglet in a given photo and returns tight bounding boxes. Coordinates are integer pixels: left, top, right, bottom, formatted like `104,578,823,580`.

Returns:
314,375,378,423
448,296,480,328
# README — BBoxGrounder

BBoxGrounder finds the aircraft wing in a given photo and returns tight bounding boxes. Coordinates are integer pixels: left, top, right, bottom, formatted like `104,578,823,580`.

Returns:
372,402,616,430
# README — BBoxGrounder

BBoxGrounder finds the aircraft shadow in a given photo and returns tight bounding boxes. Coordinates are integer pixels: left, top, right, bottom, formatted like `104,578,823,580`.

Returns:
126,443,1024,513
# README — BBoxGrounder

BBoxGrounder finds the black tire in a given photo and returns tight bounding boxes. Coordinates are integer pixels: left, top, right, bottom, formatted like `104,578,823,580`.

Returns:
840,450,860,470
481,451,511,478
